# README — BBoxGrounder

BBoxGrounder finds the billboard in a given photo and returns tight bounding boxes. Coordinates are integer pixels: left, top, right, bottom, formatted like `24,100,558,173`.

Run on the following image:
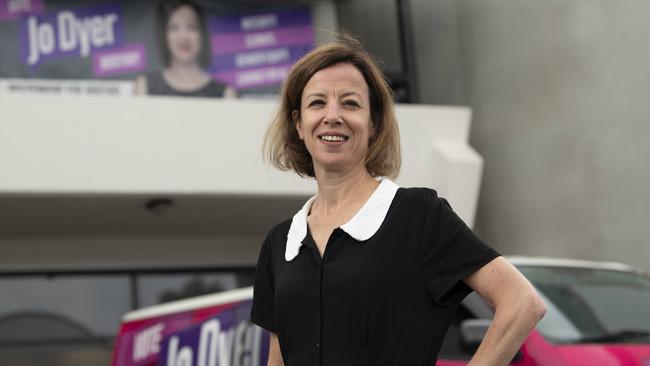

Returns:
112,287,269,366
0,0,315,98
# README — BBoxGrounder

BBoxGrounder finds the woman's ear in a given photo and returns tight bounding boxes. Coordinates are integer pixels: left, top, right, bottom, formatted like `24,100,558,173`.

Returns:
292,110,304,140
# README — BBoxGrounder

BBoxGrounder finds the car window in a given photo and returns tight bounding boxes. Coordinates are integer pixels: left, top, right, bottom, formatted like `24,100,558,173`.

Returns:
518,265,650,343
0,275,131,341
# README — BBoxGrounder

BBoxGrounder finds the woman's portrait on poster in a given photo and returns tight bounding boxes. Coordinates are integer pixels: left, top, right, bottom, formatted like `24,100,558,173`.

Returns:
135,0,236,98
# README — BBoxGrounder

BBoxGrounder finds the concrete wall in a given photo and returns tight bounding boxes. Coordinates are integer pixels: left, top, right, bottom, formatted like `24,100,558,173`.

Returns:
407,0,650,270
0,95,483,270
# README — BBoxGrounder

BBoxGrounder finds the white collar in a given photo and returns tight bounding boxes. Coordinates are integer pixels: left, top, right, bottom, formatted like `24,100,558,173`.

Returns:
285,178,400,261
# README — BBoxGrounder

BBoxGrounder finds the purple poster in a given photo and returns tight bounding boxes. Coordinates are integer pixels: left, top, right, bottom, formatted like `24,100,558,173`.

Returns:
0,1,315,98
209,8,314,91
112,296,269,366
158,304,267,366
17,3,147,74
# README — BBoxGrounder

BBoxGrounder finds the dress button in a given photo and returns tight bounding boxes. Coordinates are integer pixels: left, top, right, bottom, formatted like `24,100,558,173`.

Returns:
314,342,320,351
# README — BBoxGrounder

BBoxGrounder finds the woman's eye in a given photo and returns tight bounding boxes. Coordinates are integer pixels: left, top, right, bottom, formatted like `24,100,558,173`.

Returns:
309,100,325,107
343,100,360,107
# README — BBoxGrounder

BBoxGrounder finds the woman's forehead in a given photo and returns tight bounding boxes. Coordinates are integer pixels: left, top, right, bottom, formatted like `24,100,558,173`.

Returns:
303,63,368,96
169,5,198,22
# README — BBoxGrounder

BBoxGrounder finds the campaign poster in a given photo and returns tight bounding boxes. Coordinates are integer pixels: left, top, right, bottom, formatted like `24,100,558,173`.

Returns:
112,298,269,366
158,305,266,366
0,0,315,98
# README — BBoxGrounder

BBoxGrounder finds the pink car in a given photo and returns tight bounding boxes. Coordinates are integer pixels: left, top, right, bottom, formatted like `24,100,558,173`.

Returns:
437,257,650,366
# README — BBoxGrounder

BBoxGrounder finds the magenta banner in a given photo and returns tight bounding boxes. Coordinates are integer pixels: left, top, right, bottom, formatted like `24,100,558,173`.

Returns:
211,26,315,55
112,291,269,366
0,0,44,21
93,43,147,77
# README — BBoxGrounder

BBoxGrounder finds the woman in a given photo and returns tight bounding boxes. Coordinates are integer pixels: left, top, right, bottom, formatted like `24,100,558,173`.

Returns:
252,39,546,365
134,0,236,98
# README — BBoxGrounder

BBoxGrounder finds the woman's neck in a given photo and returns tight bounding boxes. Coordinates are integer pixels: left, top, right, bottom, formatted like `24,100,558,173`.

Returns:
166,61,205,77
163,61,209,90
312,166,379,216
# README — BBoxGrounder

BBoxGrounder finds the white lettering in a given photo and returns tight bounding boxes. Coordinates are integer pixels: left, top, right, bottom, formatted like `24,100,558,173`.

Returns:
218,328,233,365
198,319,220,366
26,10,119,65
37,21,54,55
26,17,56,65
132,323,165,362
251,324,261,366
240,14,277,31
244,31,276,48
55,11,118,58
73,17,90,57
236,66,289,87
8,0,32,12
233,321,262,366
235,48,289,68
26,16,39,65
89,16,104,46
58,11,76,51
99,51,140,71
93,13,117,47
164,320,263,366
166,336,193,366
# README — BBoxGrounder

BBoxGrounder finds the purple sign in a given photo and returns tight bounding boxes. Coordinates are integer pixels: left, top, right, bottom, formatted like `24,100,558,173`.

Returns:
211,44,312,71
208,7,313,90
209,8,312,34
158,304,268,366
19,4,124,67
212,26,314,55
0,0,43,21
212,63,294,89
93,43,146,76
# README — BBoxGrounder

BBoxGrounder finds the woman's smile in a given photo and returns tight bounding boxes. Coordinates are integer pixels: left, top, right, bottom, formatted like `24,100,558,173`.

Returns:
318,132,349,145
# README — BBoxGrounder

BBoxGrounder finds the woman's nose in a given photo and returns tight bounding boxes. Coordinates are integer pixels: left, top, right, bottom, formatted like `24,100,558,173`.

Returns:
323,104,342,124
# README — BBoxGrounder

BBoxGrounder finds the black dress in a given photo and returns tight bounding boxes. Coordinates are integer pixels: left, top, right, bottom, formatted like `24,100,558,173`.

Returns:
145,71,227,97
250,179,500,366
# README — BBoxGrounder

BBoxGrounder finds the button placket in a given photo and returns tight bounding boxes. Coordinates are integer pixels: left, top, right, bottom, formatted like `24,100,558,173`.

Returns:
314,251,323,362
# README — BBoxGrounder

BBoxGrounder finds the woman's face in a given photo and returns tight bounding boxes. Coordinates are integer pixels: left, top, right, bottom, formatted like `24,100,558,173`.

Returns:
295,62,374,176
165,5,202,65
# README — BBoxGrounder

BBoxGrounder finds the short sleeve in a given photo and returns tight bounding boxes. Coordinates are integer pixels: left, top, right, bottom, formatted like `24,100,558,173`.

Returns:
250,233,278,333
421,190,500,306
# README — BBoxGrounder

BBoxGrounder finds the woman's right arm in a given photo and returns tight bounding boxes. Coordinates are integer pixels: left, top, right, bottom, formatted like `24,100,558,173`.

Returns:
268,332,284,366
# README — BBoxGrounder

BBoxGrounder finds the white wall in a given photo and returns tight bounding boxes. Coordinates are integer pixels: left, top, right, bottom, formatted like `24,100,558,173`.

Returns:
0,96,477,205
0,95,483,269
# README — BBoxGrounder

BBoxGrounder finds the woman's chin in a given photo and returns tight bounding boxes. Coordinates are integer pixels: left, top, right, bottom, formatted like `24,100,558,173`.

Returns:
170,53,199,65
313,159,365,176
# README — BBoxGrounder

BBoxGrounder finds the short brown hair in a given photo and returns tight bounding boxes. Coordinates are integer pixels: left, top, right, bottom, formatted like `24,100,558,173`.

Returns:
264,37,401,179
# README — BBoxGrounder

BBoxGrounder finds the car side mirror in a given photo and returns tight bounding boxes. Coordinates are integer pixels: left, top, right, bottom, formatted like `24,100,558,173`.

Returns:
459,318,491,353
459,318,525,363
